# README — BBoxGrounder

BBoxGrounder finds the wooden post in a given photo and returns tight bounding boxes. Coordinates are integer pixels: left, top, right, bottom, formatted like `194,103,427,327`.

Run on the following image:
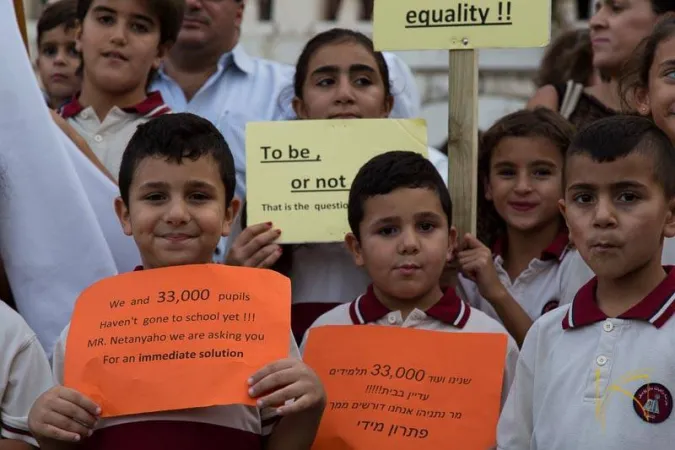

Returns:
447,49,479,238
441,49,478,293
13,0,29,53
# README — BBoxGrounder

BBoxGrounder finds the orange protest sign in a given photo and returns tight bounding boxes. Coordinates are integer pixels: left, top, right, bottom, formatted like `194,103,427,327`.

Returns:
303,326,507,449
64,264,290,418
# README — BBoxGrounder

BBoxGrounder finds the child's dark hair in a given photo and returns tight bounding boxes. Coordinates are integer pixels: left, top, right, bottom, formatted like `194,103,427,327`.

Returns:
293,28,392,101
620,14,675,112
347,151,452,241
534,28,594,88
651,0,675,14
118,113,236,207
567,116,675,197
37,0,79,46
478,108,575,247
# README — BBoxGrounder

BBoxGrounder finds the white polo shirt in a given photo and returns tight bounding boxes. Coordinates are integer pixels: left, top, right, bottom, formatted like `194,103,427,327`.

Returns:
0,302,54,446
459,232,574,322
497,267,675,450
52,322,301,449
301,285,520,407
59,92,171,180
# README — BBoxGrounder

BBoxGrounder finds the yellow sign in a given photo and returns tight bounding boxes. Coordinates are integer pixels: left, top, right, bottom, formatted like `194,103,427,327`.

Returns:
373,0,551,51
245,119,428,244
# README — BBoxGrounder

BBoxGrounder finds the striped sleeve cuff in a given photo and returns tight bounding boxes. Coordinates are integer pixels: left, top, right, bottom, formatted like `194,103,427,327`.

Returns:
1,418,38,446
260,408,281,436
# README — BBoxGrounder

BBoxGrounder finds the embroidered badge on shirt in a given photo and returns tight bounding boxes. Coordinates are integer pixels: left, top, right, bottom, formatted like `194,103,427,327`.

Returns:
541,299,560,316
633,383,673,424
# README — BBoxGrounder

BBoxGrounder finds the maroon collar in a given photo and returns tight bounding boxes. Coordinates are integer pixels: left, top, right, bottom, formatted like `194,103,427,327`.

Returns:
348,284,471,328
134,266,144,271
563,266,675,329
493,231,569,262
59,91,168,119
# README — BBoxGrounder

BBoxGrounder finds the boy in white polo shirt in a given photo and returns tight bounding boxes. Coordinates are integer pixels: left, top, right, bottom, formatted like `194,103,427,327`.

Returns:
59,0,182,180
497,116,675,449
301,151,519,405
0,302,53,449
28,113,325,450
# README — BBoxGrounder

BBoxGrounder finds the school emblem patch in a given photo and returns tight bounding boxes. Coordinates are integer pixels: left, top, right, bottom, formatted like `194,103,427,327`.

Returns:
633,383,673,424
541,299,560,315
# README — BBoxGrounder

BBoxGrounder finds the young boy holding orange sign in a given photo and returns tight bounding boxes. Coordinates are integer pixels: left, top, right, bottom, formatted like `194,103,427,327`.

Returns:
0,302,53,450
301,151,519,402
28,113,326,450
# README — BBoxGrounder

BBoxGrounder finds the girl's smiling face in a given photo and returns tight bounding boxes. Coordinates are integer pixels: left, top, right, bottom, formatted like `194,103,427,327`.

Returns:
642,36,675,143
485,136,564,234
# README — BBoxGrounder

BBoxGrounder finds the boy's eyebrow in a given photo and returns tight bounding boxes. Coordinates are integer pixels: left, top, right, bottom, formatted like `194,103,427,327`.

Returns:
369,215,399,226
566,182,595,192
414,211,443,220
91,5,117,15
566,180,647,191
39,38,77,45
528,159,558,166
91,5,156,25
370,211,442,225
184,180,218,190
138,180,218,190
611,180,647,190
492,159,558,167
130,12,156,25
311,64,377,77
138,181,169,190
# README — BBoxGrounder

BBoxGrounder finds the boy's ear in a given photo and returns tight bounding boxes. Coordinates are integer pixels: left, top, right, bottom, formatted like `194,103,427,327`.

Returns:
292,97,308,119
446,225,458,263
75,23,83,53
114,197,133,236
345,232,365,267
153,42,171,70
558,199,574,245
222,198,241,237
663,198,675,239
558,198,568,222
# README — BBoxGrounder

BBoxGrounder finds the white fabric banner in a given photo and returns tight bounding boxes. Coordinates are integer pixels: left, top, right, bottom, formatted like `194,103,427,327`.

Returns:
1,2,140,355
